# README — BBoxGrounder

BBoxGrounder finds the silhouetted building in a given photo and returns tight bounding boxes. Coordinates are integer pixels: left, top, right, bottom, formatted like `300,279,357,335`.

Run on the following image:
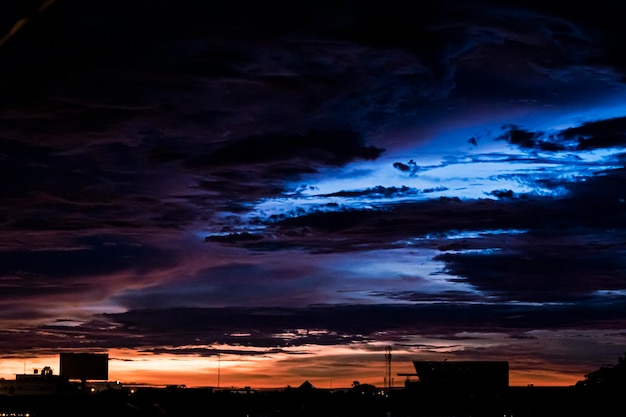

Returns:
60,353,109,382
0,366,76,396
298,380,316,391
398,361,510,416
408,361,509,391
1,353,110,397
413,360,509,389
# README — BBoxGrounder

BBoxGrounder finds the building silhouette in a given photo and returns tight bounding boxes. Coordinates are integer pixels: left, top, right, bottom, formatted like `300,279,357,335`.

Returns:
0,353,109,397
410,360,509,390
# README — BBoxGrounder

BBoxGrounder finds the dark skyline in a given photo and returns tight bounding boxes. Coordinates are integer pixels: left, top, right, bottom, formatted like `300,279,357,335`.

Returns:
1,0,626,387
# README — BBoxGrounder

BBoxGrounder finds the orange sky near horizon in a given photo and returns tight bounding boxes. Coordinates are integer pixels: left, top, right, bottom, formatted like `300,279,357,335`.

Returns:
0,347,590,389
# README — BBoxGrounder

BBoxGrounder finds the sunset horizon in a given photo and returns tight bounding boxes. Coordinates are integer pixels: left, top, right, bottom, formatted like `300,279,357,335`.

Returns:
0,346,605,389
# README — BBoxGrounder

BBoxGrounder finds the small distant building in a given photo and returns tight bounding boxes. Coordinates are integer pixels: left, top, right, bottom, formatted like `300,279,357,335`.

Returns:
298,380,316,391
0,366,78,396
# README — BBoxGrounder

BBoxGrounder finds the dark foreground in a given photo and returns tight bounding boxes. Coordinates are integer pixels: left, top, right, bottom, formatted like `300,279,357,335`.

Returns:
0,384,622,417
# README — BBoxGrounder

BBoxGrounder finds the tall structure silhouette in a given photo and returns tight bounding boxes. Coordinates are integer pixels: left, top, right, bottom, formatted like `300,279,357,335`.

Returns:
384,346,392,392
217,352,221,389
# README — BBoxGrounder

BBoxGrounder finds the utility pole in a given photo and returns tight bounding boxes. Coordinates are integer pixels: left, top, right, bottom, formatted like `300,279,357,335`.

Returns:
385,345,392,393
217,352,221,389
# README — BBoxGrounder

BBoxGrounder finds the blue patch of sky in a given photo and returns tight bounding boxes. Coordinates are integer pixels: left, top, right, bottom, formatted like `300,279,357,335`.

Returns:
196,97,626,240
536,95,626,132
593,289,626,298
414,229,528,241
248,99,626,222
316,249,481,303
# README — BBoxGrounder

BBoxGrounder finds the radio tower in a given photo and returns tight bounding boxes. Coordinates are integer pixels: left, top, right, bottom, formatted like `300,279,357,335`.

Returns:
385,345,392,393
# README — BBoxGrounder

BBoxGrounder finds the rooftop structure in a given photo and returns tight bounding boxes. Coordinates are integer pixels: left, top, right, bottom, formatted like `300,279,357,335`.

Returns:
0,366,75,396
410,361,509,390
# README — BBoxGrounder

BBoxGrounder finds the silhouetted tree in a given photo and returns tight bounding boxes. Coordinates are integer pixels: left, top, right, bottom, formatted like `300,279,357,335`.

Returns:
576,351,626,389
349,382,378,396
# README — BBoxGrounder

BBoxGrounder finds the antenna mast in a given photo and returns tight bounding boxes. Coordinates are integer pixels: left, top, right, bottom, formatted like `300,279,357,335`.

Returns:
385,345,392,393
217,352,221,389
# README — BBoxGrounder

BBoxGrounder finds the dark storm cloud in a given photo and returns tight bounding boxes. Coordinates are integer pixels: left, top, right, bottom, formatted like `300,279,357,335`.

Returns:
497,125,565,152
0,0,444,143
2,0,618,153
213,160,626,304
0,135,203,240
4,300,626,355
435,240,626,302
488,189,517,199
186,129,382,168
0,236,176,279
183,129,383,209
103,304,582,345
562,167,626,216
498,117,626,152
243,197,560,251
560,116,626,150
0,236,179,323
112,262,335,310
320,185,418,199
142,347,287,358
0,138,57,200
135,127,385,216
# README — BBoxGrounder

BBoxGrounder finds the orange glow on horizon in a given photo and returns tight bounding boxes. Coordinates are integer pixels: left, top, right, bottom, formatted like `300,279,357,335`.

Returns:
0,355,59,380
0,347,590,389
509,370,582,387
104,347,416,389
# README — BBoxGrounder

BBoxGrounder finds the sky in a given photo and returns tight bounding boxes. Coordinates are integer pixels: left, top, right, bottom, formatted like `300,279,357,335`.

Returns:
1,0,626,389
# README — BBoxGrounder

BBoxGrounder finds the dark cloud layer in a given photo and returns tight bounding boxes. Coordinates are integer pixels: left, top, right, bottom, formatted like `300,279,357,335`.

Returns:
2,0,626,385
3,300,626,356
498,117,626,151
